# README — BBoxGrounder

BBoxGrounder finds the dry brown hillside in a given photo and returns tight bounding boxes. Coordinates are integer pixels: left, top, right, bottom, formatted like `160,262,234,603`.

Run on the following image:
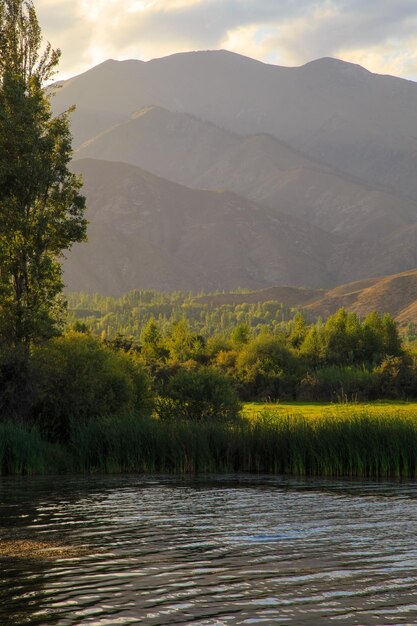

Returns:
305,269,417,324
195,270,417,326
74,106,417,243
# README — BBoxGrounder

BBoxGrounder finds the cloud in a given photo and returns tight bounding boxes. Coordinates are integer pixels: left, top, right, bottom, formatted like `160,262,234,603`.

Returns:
35,0,417,80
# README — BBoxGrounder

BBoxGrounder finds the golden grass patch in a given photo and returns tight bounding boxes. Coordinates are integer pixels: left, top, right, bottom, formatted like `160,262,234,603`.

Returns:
0,539,89,560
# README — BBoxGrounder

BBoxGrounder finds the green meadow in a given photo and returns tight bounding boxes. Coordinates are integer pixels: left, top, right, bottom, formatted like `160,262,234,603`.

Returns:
243,401,417,420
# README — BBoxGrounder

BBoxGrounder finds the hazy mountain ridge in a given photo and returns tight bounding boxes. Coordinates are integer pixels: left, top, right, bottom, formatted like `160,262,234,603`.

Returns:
53,50,417,295
74,105,417,242
55,50,417,200
66,159,349,295
65,159,417,297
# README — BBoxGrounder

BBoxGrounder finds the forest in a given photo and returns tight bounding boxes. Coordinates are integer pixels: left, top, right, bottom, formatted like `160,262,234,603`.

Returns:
67,289,417,406
3,296,417,478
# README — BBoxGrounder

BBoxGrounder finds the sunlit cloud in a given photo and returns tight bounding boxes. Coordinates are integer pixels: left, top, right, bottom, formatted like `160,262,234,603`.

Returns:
35,0,417,80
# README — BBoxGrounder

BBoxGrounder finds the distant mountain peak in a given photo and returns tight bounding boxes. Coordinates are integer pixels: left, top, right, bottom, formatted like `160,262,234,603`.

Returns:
301,56,371,75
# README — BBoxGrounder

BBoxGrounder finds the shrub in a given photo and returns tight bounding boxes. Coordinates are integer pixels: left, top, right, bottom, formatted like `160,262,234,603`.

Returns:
31,332,153,442
298,365,378,401
236,335,297,400
156,367,241,423
375,356,414,399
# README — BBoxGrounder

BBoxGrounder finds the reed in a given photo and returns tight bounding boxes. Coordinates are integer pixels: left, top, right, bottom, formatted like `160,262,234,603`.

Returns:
243,409,417,477
64,409,417,478
0,422,66,475
1,408,417,478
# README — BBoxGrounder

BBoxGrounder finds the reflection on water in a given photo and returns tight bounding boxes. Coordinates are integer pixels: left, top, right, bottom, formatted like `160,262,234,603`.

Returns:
1,475,417,625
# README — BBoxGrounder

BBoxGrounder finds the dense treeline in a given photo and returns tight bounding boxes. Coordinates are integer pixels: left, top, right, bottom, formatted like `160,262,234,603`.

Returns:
68,292,417,406
2,288,416,453
67,290,295,338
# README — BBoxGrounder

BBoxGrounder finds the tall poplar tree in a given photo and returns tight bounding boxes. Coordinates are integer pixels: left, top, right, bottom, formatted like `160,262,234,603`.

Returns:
0,0,87,353
0,0,87,415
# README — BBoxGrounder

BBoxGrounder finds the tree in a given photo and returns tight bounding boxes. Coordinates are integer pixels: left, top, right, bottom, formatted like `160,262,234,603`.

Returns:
0,1,87,413
0,0,86,351
231,322,251,347
236,334,296,400
140,317,168,364
31,332,153,442
156,367,241,423
166,319,206,363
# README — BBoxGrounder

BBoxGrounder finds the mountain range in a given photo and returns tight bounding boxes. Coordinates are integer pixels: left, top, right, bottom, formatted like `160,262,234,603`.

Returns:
52,50,417,297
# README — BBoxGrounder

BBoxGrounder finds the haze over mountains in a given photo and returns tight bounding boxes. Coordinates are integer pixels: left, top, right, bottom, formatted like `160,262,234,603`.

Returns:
55,50,417,295
75,105,417,242
68,159,342,294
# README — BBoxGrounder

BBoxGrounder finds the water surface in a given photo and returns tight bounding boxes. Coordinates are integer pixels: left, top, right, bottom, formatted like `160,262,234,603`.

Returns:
1,475,417,625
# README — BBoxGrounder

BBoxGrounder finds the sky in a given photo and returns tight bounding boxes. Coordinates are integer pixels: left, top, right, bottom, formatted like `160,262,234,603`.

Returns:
36,0,417,81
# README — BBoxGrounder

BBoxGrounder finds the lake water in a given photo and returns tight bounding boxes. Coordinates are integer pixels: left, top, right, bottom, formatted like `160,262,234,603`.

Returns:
1,475,417,625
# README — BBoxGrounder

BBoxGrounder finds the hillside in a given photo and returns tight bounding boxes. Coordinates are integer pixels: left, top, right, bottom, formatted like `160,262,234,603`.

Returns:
198,270,417,326
305,270,417,324
65,159,343,295
50,51,417,294
63,159,417,296
75,106,417,242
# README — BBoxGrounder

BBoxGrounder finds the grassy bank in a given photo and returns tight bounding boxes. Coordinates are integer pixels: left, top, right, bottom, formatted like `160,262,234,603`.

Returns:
1,404,417,478
243,401,417,420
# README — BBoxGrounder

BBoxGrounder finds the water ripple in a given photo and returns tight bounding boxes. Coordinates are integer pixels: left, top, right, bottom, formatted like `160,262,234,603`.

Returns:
1,475,417,625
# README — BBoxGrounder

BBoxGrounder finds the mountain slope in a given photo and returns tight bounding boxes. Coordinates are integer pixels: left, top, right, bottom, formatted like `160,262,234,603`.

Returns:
54,50,417,200
65,159,343,295
194,270,417,327
305,269,417,325
74,105,417,242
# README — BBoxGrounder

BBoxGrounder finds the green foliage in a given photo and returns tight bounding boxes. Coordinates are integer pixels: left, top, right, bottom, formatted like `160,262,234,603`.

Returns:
0,0,86,419
299,309,403,367
30,332,153,441
298,365,378,402
156,367,241,423
231,322,251,347
362,312,403,362
67,289,295,340
165,319,207,363
140,317,169,364
64,291,411,404
0,0,86,353
236,333,297,400
289,312,308,348
374,355,414,399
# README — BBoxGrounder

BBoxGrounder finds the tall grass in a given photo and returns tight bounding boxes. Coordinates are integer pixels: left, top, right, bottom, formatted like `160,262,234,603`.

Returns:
1,409,417,478
70,415,238,474
0,422,68,475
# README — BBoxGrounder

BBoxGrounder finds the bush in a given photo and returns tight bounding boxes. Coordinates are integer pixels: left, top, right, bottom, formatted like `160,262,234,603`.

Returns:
374,356,414,399
298,365,378,401
236,335,297,400
156,367,241,423
31,332,153,442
